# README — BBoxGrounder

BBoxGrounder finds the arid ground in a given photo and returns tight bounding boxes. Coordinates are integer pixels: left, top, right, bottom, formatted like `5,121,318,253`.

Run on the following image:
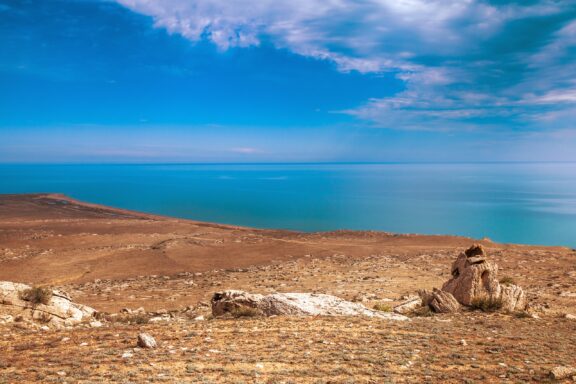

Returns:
1,194,575,383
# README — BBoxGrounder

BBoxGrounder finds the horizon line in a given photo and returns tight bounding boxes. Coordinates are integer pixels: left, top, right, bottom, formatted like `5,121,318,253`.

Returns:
1,161,576,166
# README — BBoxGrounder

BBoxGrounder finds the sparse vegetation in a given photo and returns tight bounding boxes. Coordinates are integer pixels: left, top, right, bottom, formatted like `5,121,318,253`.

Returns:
411,305,434,317
469,296,503,312
228,306,262,318
513,311,532,319
373,303,392,312
37,312,52,323
499,276,516,285
20,286,52,305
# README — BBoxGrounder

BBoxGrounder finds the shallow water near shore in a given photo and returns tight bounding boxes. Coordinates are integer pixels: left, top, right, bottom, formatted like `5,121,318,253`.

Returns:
1,162,575,247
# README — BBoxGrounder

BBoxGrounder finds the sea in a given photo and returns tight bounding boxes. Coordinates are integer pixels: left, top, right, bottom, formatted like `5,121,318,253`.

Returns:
1,163,575,247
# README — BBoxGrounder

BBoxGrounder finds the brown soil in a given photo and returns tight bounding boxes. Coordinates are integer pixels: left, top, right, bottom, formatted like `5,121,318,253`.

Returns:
1,194,575,383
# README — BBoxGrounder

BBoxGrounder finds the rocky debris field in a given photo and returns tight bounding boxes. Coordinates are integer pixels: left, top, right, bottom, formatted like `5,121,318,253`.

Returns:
1,313,575,383
1,243,575,383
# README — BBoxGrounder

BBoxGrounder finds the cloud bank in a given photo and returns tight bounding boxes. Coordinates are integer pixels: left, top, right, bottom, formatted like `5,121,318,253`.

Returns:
116,0,576,132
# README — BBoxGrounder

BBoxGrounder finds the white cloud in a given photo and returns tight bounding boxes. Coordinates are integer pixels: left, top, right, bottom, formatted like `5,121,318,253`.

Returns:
117,0,545,72
115,0,575,131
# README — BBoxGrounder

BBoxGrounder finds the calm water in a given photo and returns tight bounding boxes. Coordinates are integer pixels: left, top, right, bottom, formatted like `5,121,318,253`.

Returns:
1,163,575,247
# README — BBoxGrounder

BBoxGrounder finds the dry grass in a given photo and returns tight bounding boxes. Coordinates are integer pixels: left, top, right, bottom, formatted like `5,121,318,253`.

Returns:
470,296,503,312
19,286,52,305
2,315,575,383
373,302,392,312
499,276,517,285
228,306,263,318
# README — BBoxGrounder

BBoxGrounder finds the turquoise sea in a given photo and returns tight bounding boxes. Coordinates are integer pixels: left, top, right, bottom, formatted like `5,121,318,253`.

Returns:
1,163,575,247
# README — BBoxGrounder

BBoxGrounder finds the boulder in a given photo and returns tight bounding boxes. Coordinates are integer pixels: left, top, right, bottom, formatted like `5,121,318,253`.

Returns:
441,244,526,311
549,366,576,380
441,244,500,305
212,290,409,321
428,289,460,313
0,281,96,327
499,283,527,312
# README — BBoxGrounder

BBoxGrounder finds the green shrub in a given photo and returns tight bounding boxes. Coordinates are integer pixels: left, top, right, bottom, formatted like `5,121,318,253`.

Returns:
469,296,503,312
499,276,516,286
373,303,392,312
20,287,52,305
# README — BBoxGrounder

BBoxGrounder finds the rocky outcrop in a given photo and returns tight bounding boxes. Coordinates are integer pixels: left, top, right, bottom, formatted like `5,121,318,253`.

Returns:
442,244,500,305
212,290,409,321
0,281,96,327
441,245,526,312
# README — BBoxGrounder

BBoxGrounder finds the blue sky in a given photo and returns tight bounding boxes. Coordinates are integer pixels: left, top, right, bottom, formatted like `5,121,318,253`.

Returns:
1,0,575,162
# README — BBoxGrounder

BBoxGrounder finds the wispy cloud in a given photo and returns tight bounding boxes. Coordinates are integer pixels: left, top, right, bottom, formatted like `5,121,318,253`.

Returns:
114,0,576,132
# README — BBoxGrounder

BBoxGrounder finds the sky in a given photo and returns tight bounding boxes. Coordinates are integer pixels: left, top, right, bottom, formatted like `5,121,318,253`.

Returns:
0,0,575,163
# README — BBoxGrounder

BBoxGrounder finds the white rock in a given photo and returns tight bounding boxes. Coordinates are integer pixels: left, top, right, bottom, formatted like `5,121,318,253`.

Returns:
89,320,103,328
565,314,576,320
137,333,157,349
550,366,576,380
0,281,96,327
211,290,409,321
393,298,422,315
0,315,14,324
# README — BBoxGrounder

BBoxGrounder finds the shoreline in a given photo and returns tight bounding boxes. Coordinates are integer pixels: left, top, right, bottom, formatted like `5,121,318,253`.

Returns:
0,193,571,250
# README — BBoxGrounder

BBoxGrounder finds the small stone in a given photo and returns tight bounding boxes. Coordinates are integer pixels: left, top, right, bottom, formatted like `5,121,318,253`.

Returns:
137,333,157,348
565,314,576,320
460,339,468,346
121,351,133,359
89,320,103,328
193,315,205,321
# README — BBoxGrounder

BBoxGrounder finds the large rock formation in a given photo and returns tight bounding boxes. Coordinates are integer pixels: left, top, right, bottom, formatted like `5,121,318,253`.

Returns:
441,244,527,311
212,290,409,321
0,281,96,327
